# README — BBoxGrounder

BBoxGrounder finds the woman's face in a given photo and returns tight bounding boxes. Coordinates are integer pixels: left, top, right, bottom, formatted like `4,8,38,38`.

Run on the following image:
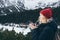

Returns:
38,13,47,22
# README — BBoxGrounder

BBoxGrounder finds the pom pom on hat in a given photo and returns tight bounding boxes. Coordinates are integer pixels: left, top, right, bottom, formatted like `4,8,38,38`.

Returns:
40,8,52,19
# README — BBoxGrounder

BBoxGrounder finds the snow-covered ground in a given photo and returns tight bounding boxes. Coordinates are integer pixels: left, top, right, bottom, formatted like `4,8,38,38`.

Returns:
0,23,60,35
0,23,31,35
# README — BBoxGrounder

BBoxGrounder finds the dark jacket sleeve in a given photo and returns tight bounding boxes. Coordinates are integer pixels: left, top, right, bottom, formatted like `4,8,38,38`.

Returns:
31,28,39,40
38,26,57,40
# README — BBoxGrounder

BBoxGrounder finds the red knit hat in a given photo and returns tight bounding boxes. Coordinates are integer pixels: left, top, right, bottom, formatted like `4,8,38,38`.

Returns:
40,8,52,19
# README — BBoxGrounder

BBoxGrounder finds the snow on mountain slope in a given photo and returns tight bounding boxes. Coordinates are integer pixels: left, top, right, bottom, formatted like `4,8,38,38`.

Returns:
0,0,60,10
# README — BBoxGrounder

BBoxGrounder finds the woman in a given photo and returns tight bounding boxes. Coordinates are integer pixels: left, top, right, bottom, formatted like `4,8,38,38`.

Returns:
29,8,57,40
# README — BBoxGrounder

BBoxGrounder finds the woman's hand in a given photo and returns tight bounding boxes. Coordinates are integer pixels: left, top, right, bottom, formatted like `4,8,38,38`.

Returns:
29,23,37,29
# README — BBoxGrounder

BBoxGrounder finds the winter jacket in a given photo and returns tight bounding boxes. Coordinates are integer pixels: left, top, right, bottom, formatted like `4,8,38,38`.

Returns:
31,20,57,40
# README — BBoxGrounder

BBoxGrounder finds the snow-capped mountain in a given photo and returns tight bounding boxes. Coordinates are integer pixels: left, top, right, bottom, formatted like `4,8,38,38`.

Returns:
0,0,59,15
0,0,60,10
24,0,60,9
